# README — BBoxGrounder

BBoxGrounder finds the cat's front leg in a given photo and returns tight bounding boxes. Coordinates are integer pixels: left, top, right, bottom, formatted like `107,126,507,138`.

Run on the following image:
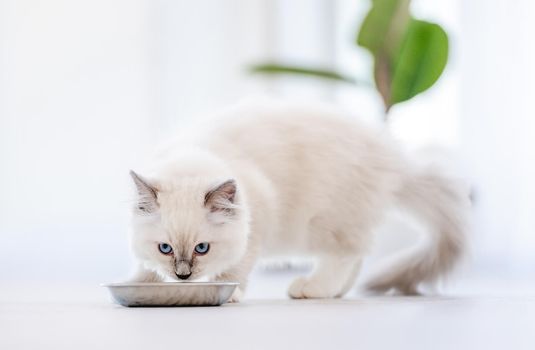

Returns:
288,255,362,299
214,246,259,303
128,265,163,283
228,286,244,303
214,269,248,303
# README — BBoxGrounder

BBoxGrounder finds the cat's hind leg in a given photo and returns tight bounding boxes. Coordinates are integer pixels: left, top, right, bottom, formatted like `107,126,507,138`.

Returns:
288,256,362,299
336,258,362,297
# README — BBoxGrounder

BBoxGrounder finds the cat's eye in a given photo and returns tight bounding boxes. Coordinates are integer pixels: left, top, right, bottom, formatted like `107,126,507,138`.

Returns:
158,243,173,255
194,242,210,255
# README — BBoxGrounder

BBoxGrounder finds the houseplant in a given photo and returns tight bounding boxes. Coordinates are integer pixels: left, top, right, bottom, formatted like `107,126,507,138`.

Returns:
251,0,449,121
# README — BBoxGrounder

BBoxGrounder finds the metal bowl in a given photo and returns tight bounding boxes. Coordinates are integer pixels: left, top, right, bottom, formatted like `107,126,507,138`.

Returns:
103,282,239,307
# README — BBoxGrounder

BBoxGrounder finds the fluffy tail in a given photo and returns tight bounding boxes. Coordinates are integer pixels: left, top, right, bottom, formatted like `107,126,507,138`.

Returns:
365,166,470,295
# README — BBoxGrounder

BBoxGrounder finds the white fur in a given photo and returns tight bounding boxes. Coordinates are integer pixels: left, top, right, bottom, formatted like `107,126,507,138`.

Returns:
129,99,469,300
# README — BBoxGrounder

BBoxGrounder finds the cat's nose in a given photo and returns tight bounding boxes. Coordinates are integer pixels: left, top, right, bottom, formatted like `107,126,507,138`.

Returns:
176,272,192,280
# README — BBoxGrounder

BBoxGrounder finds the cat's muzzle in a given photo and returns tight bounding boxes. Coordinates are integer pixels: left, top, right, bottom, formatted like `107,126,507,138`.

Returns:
175,260,192,280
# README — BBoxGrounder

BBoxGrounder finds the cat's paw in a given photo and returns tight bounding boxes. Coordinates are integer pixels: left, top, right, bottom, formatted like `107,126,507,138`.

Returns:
288,277,336,299
288,277,309,299
227,287,243,303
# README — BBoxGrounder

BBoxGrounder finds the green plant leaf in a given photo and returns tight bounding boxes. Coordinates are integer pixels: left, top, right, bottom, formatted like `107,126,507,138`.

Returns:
357,0,410,56
357,0,412,111
390,19,449,104
357,0,449,112
249,63,359,84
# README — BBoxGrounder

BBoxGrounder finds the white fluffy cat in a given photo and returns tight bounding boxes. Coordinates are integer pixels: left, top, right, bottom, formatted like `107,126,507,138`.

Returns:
128,100,469,301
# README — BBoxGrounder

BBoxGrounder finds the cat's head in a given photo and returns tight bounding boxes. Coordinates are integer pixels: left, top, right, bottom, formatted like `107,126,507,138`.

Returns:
128,169,250,281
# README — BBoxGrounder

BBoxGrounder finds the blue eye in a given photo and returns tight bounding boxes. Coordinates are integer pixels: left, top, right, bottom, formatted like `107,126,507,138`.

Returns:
158,243,173,255
194,242,210,255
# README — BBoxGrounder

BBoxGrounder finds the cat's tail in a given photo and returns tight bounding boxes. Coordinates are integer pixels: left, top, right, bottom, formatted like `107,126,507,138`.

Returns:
364,166,470,295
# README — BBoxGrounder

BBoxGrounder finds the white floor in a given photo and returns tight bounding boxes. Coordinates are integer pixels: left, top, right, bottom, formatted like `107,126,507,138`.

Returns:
2,272,535,350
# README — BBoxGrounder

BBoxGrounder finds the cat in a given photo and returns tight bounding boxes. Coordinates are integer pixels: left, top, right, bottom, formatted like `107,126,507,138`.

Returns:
128,99,469,301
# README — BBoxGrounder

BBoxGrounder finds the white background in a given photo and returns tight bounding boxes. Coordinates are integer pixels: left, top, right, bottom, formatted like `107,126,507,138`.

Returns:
0,0,533,284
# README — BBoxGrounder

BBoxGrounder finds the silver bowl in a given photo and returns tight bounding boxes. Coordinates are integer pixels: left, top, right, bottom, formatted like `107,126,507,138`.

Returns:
103,282,239,307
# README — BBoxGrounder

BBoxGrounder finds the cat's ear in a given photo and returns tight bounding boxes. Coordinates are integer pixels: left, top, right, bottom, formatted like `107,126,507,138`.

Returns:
204,179,237,214
130,170,159,213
